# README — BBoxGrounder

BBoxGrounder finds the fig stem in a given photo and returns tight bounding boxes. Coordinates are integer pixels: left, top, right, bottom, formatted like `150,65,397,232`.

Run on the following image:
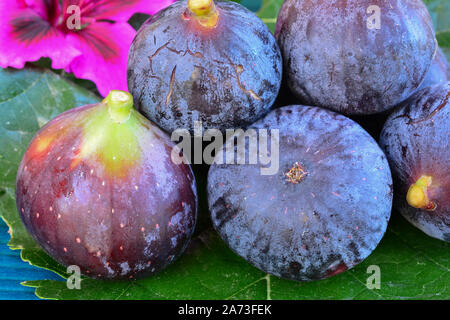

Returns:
187,0,219,28
103,90,133,123
406,175,436,211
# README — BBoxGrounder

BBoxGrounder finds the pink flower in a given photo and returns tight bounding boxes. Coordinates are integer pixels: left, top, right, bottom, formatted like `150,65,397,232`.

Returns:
0,0,174,96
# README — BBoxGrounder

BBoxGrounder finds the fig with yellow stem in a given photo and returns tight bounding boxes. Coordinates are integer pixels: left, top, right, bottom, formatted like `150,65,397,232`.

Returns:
16,90,198,279
128,0,282,134
187,0,219,28
381,82,449,242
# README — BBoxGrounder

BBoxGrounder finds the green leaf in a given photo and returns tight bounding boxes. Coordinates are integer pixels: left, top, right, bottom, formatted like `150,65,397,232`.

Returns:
0,67,99,190
418,0,450,60
256,0,283,33
240,0,261,12
128,13,151,31
423,0,450,32
1,7,450,299
436,30,450,60
1,66,449,300
23,214,449,300
0,67,100,276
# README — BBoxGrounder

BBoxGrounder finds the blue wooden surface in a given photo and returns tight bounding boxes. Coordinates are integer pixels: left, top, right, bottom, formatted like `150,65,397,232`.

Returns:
0,218,61,300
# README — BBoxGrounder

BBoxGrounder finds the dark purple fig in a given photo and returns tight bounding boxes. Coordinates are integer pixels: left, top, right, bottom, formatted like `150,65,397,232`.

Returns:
208,105,393,281
16,91,198,280
416,47,449,92
127,0,282,134
275,0,436,115
380,82,449,242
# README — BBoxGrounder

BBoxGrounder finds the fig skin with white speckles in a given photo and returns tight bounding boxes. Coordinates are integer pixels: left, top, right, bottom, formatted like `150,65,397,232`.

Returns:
208,105,393,281
275,0,436,115
127,0,282,134
15,91,198,280
380,82,450,242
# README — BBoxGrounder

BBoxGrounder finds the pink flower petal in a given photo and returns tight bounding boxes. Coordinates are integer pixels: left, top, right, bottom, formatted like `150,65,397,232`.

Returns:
62,0,175,22
65,22,136,96
25,0,61,24
107,0,176,20
0,1,80,69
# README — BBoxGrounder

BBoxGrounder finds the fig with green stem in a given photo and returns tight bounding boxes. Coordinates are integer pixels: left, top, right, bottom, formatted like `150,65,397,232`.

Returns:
16,90,198,280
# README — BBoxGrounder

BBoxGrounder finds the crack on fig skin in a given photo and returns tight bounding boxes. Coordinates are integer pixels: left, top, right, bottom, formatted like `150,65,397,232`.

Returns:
148,40,171,74
166,65,177,106
225,57,262,101
391,113,414,124
148,40,204,70
147,40,261,102
409,91,450,125
166,42,204,59
211,57,262,100
390,90,449,125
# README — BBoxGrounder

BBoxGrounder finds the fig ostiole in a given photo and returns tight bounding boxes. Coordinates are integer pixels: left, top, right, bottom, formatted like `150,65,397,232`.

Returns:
16,90,198,280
